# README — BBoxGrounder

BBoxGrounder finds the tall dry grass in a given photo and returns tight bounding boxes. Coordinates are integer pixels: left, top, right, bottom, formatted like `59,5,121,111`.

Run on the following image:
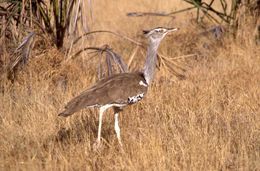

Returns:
0,0,259,170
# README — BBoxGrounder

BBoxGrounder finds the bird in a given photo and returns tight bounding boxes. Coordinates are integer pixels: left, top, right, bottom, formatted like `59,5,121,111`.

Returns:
58,27,179,147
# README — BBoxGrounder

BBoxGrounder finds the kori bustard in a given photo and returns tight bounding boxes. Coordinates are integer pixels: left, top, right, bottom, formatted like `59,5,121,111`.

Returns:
59,27,179,147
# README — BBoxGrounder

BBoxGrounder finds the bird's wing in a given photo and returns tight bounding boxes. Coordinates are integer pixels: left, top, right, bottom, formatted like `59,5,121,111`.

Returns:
59,72,147,117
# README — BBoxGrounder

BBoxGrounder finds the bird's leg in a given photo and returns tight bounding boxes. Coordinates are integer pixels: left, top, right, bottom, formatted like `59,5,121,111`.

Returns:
114,113,122,146
114,107,123,146
95,107,105,148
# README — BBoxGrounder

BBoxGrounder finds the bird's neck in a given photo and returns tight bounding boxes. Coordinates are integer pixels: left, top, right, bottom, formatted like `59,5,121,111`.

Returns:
143,41,160,85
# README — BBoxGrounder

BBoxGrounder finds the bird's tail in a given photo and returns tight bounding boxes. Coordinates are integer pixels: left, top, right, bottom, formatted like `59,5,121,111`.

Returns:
58,108,75,117
58,90,92,117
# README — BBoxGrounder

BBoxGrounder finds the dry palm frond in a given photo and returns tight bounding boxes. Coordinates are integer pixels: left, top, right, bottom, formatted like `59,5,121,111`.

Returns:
70,45,128,80
127,6,196,18
66,29,142,64
158,54,190,80
72,30,142,46
6,32,35,81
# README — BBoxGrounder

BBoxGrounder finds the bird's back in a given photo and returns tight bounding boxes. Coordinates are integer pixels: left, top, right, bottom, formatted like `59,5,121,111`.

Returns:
59,72,148,116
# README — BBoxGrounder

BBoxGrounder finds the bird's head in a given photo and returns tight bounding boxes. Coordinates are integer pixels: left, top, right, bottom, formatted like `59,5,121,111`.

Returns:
143,27,179,43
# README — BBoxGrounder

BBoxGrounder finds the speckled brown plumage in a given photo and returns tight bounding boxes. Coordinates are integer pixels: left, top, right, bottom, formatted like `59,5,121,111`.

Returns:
59,72,147,117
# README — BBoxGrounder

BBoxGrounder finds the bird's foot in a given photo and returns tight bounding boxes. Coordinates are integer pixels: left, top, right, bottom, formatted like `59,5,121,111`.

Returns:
93,140,102,151
116,139,125,152
118,139,123,147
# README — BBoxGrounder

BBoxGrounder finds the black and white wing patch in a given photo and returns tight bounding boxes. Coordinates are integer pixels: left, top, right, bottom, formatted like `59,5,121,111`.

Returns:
127,93,144,104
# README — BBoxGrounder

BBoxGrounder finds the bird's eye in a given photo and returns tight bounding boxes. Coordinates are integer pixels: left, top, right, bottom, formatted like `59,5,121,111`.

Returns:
155,29,162,33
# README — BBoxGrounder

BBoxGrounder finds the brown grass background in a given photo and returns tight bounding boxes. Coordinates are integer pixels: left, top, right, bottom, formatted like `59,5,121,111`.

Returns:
0,0,260,170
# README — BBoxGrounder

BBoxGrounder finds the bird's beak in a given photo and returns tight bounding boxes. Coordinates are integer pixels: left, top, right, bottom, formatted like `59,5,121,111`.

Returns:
167,28,179,33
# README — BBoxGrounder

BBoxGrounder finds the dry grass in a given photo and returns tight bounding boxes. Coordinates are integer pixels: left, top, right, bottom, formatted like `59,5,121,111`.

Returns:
0,0,260,170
